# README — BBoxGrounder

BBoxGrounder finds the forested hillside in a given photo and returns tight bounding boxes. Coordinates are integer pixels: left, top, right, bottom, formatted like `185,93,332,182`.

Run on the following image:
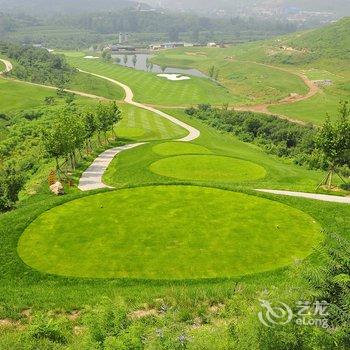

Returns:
0,0,140,15
0,43,74,86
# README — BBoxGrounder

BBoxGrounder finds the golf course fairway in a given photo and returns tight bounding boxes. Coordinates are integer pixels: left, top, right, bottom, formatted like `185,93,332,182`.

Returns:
18,185,322,280
149,155,266,182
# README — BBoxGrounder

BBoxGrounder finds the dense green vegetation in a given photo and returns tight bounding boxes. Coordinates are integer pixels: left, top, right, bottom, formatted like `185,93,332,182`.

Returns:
0,42,74,86
282,17,350,61
0,5,300,49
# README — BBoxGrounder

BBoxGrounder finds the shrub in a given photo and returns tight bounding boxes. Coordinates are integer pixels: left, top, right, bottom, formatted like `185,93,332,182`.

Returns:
340,183,350,191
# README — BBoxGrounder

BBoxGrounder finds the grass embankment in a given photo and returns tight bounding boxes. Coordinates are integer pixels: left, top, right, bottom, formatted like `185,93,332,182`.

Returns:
117,104,187,141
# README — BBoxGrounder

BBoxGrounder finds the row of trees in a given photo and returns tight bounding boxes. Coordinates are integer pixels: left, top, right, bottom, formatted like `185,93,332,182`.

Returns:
43,101,122,176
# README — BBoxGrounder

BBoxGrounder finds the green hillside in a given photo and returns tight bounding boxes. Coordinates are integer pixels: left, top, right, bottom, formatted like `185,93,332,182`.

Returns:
283,17,350,60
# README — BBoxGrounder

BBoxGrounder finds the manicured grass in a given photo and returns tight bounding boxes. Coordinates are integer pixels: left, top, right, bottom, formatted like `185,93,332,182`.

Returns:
149,155,266,183
69,71,124,100
63,52,234,106
0,78,57,113
152,47,308,105
18,185,322,279
117,104,187,141
104,109,326,192
152,141,211,156
269,88,348,124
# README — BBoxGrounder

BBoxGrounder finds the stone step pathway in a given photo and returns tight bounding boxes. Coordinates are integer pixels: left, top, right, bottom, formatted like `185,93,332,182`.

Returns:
256,189,350,204
78,143,146,191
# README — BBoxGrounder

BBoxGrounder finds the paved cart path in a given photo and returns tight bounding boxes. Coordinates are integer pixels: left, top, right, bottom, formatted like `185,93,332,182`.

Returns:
256,189,350,204
77,69,200,191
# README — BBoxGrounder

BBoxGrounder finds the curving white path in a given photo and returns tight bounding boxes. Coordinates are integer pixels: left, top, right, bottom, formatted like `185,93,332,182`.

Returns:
78,69,200,142
78,69,200,191
78,143,146,191
256,189,350,204
2,58,348,202
0,59,13,74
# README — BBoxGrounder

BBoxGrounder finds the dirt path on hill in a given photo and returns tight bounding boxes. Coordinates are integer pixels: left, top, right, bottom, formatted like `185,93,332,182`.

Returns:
235,60,319,118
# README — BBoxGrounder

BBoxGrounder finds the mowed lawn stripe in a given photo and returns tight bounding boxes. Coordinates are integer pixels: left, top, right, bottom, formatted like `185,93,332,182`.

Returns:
17,186,322,279
64,52,232,106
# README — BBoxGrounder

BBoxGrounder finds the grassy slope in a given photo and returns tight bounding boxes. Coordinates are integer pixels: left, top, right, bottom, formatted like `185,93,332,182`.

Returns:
105,109,326,192
152,18,350,124
0,108,348,307
117,103,187,141
0,104,349,347
69,71,124,100
153,48,308,106
64,52,235,106
0,78,59,113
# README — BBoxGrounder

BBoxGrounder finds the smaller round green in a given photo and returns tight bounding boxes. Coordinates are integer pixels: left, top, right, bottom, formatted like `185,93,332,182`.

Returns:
152,142,211,156
149,155,266,182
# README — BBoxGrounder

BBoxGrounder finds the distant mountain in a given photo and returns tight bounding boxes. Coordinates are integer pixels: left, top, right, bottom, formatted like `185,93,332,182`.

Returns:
145,0,350,16
0,0,150,15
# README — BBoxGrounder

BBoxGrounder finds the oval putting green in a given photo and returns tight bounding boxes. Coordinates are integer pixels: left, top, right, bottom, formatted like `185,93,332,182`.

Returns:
149,155,266,182
152,142,211,156
18,186,322,280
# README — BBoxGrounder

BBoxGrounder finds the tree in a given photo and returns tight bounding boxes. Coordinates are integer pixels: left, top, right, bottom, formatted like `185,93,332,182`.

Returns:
0,163,24,212
161,65,167,73
110,102,122,139
102,50,112,61
208,65,215,78
132,54,137,68
146,58,150,71
214,68,219,81
316,101,350,189
95,102,121,143
83,111,97,152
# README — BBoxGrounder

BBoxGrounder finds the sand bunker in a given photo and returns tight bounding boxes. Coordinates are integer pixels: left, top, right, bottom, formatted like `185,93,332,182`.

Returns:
157,74,191,81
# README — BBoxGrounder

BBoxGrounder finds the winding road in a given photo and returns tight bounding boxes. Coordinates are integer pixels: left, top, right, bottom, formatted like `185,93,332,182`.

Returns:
77,69,200,191
1,58,348,203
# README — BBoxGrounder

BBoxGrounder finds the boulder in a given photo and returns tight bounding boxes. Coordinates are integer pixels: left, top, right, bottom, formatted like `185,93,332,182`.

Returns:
50,181,64,196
